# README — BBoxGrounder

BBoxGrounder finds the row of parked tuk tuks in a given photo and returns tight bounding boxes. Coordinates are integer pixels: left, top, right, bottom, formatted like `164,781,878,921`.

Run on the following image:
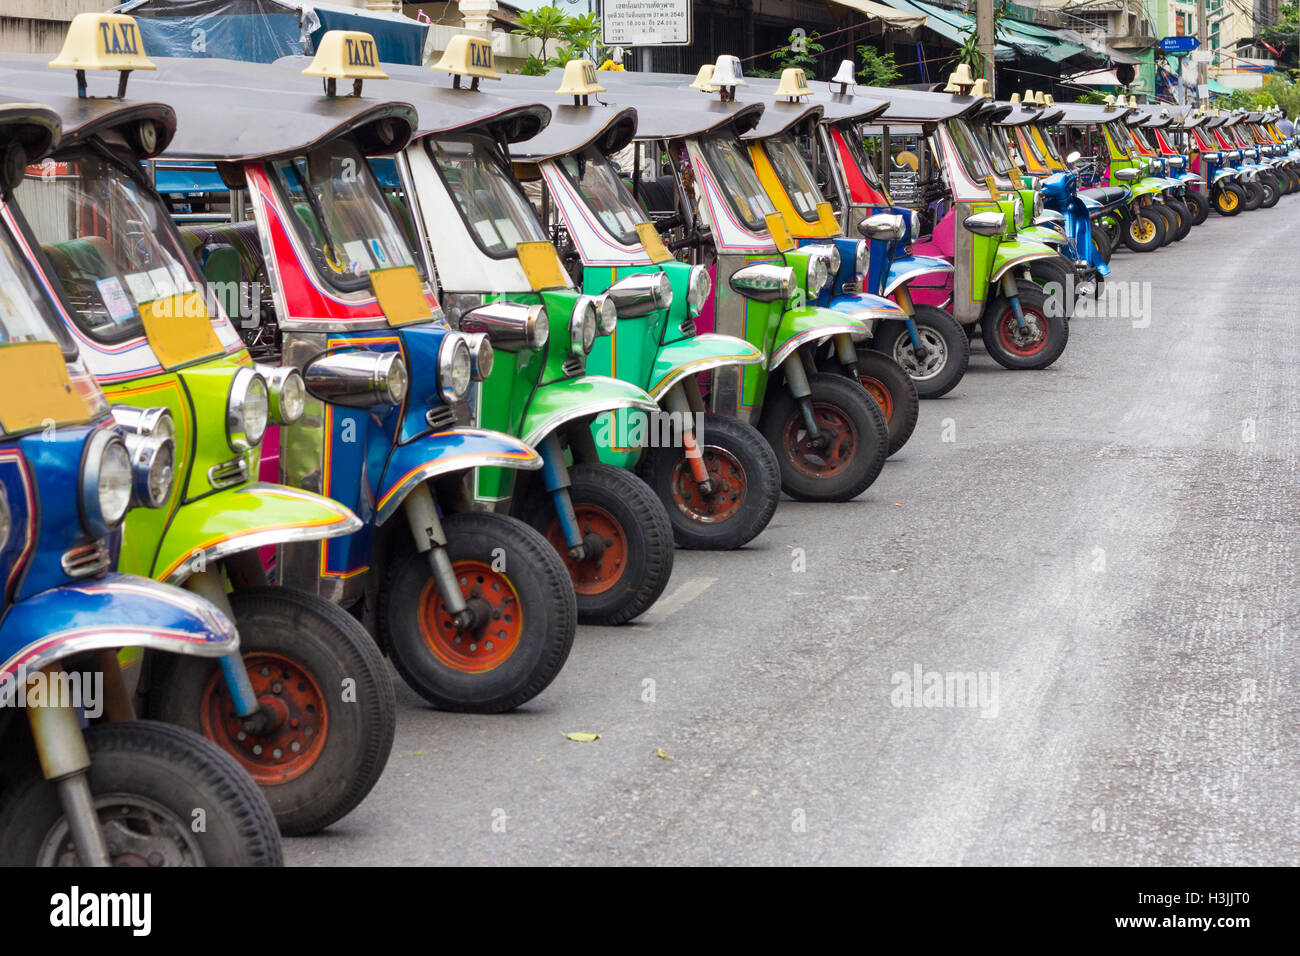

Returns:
0,14,1295,866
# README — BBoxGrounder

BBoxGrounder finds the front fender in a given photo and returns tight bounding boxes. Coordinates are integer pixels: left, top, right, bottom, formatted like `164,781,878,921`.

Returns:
1129,181,1164,198
991,240,1061,283
375,428,541,526
769,307,870,371
882,254,953,296
520,375,657,448
0,574,237,704
647,333,764,400
155,483,361,584
1019,224,1069,248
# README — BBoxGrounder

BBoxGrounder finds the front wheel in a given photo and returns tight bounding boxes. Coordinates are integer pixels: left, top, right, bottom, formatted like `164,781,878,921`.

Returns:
380,511,576,708
1148,204,1177,245
1214,182,1244,216
1258,173,1280,208
1027,256,1076,320
980,282,1068,371
0,721,283,866
1241,180,1263,211
758,371,889,502
1090,221,1114,263
1122,207,1166,251
1186,189,1210,225
526,463,674,626
873,306,970,399
1164,198,1192,240
852,348,919,455
639,412,780,550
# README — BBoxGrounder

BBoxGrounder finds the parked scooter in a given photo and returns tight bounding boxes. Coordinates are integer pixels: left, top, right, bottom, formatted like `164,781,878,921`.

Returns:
0,19,397,835
0,98,282,866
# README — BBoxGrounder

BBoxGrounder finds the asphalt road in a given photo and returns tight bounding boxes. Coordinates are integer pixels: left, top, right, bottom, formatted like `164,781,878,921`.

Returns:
288,198,1299,866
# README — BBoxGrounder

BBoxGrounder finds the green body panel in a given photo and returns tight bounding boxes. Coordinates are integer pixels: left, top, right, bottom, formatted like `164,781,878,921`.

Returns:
1018,224,1064,246
991,238,1060,282
773,305,863,362
647,334,763,397
152,482,354,583
100,354,263,579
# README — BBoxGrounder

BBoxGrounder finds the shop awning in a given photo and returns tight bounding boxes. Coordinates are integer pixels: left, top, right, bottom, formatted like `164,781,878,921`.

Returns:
828,0,927,32
998,19,1086,64
1066,68,1122,87
876,0,1016,61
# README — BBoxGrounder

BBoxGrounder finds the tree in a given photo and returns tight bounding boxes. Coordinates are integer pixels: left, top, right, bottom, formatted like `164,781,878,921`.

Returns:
512,4,568,74
752,30,826,79
1260,2,1299,71
856,44,901,87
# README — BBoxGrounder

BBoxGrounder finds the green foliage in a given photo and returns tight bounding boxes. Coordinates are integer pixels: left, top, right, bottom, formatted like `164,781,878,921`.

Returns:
511,4,605,74
511,5,568,62
1260,2,1299,70
950,0,1007,77
856,44,900,87
1075,91,1109,105
761,30,825,79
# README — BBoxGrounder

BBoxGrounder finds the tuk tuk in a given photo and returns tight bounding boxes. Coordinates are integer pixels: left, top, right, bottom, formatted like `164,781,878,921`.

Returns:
594,61,895,503
1132,104,1210,224
473,57,781,551
127,43,587,689
0,15,398,836
0,99,281,866
1176,108,1250,216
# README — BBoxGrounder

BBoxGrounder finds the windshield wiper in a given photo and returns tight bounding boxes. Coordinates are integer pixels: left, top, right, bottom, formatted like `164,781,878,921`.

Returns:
287,160,342,268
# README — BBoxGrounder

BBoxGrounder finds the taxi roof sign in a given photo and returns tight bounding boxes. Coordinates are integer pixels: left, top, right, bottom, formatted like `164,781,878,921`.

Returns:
555,60,605,102
50,13,155,98
688,64,719,93
773,68,811,101
302,31,387,96
433,35,501,87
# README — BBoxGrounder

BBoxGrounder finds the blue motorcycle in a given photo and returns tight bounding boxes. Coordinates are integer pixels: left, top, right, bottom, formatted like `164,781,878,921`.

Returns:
0,102,281,866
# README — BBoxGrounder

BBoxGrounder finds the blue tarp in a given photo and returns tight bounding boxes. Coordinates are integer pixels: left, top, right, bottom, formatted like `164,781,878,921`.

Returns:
113,0,427,65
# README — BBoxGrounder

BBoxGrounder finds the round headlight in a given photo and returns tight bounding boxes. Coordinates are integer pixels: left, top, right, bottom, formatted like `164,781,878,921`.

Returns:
596,295,618,335
569,299,597,357
90,435,133,532
467,333,495,380
135,436,175,509
382,354,408,404
438,333,472,403
807,254,829,293
1013,193,1025,226
910,210,920,239
823,243,842,276
227,368,269,452
1033,190,1043,218
687,265,712,316
854,238,869,275
528,305,549,349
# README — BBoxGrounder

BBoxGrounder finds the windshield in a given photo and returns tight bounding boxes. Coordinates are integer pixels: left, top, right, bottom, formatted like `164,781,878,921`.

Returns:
840,124,886,193
700,133,777,232
1128,125,1156,153
428,133,548,257
945,119,995,182
553,143,648,245
979,124,1017,176
1032,125,1063,163
1105,122,1133,159
270,138,420,292
0,212,77,356
15,150,205,344
763,134,824,224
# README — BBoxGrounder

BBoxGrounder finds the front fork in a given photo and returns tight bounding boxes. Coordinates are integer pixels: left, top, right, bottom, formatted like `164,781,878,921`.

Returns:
783,348,827,448
186,568,266,730
664,379,713,495
402,481,478,629
1001,271,1041,338
891,284,927,358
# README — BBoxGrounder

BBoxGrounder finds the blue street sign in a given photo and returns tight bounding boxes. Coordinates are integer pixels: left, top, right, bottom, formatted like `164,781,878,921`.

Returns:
1159,35,1200,53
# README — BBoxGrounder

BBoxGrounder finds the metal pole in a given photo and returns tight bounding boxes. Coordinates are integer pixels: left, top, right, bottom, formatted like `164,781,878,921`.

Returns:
977,0,996,93
1196,0,1208,107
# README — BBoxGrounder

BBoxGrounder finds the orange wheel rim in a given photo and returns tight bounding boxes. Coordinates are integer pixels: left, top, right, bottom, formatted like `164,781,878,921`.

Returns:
859,376,893,423
669,446,746,524
200,653,328,785
418,562,523,673
546,505,628,595
782,403,858,479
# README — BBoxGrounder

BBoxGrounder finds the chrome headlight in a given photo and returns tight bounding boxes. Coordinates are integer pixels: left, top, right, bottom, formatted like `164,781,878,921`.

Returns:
806,252,831,293
459,301,548,352
255,365,307,425
858,213,906,241
80,430,133,535
729,264,795,303
687,265,711,317
910,210,920,240
1013,193,1025,226
226,367,269,452
1114,167,1141,182
854,238,868,275
569,297,598,356
595,295,618,335
962,211,1006,237
302,349,408,408
438,332,473,403
605,272,672,318
112,406,176,508
1032,190,1043,218
821,243,841,276
464,332,495,380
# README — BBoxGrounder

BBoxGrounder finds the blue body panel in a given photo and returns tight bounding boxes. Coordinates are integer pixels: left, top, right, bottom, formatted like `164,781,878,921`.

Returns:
1042,171,1109,276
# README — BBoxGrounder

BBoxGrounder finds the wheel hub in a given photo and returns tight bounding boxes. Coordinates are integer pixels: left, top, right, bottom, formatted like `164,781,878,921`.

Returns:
419,562,523,673
670,447,746,524
783,403,857,479
39,795,203,867
546,506,628,595
894,329,946,379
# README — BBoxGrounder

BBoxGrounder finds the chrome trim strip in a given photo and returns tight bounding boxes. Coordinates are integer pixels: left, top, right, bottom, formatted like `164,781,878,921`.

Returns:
768,324,869,371
164,511,363,585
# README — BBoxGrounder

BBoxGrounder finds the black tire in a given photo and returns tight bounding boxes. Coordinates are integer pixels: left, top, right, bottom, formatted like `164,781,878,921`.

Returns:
758,371,888,502
980,282,1068,371
850,349,918,456
1148,204,1177,245
1186,189,1210,225
639,412,780,550
1122,206,1166,251
0,720,282,866
872,306,970,399
1090,221,1114,263
1283,169,1300,194
148,587,396,836
1241,179,1263,211
1164,198,1193,240
1027,255,1075,320
380,510,576,707
1258,172,1280,208
1214,182,1244,216
522,463,673,626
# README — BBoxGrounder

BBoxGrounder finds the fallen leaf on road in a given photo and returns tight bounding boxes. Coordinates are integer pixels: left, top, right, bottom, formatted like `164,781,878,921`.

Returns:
656,747,674,760
564,732,601,742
